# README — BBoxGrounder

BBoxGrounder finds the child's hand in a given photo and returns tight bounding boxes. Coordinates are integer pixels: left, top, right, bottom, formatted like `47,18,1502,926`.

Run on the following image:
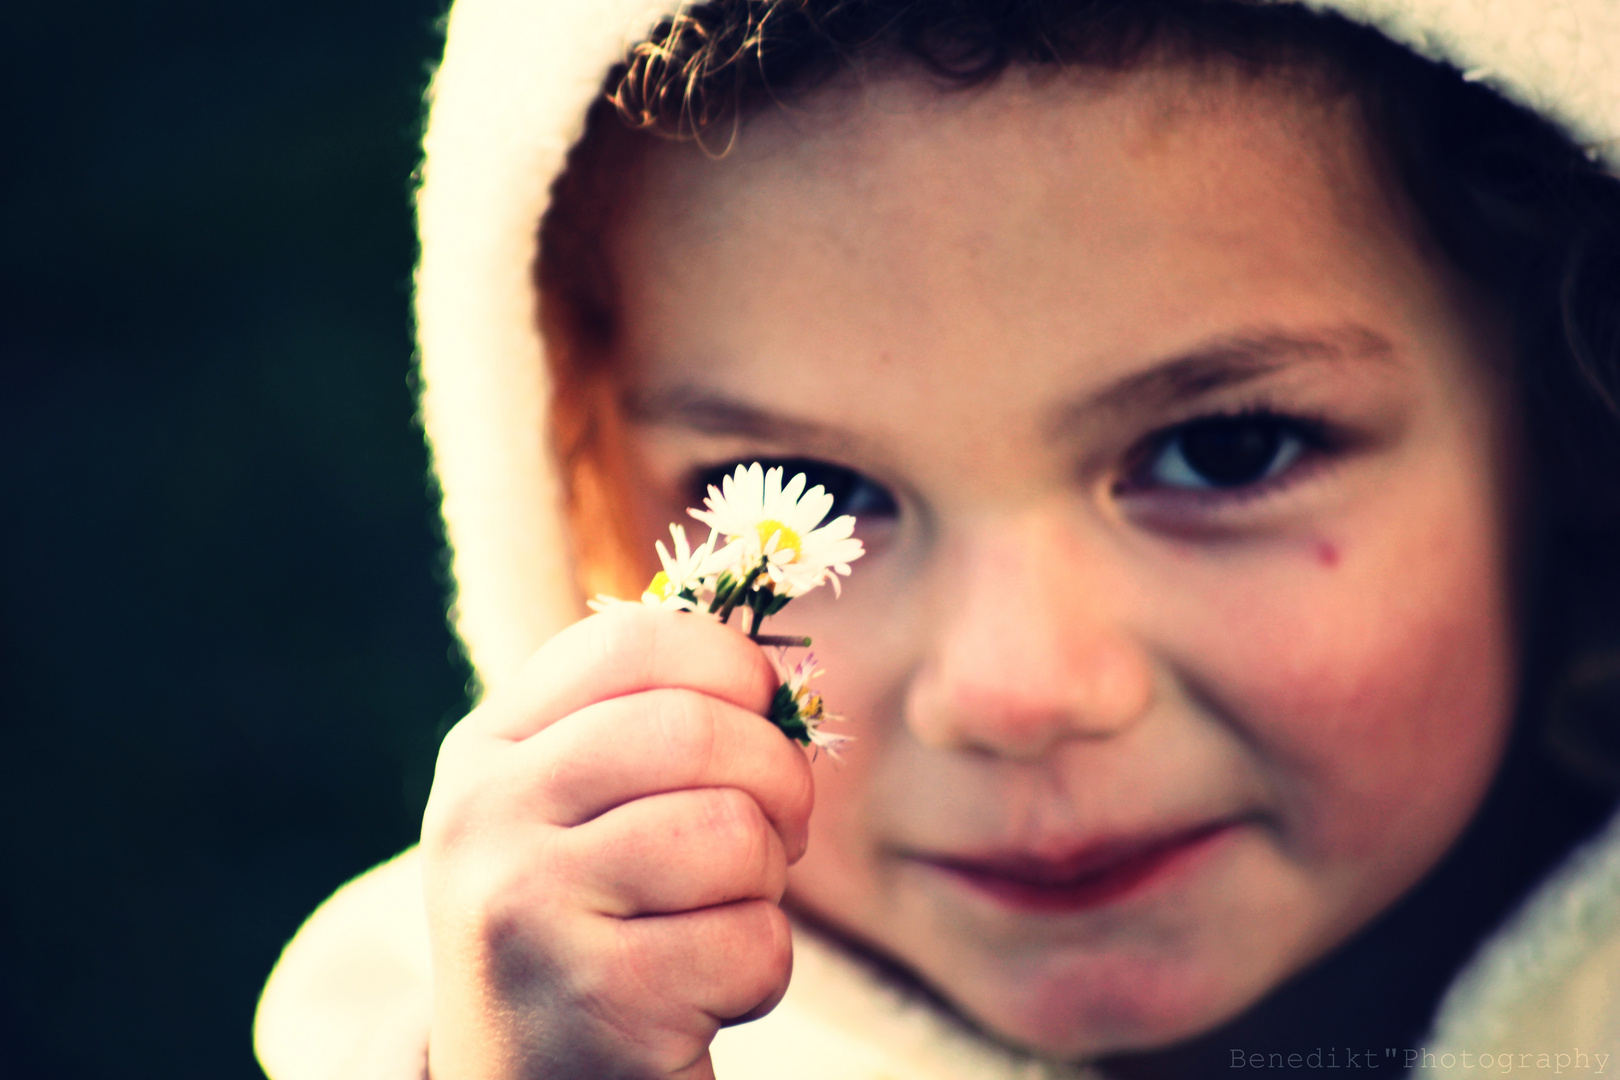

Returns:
420,605,814,1080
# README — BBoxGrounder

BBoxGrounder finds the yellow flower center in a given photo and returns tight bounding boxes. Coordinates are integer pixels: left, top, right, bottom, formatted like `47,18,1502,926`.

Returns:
755,520,802,560
646,570,671,596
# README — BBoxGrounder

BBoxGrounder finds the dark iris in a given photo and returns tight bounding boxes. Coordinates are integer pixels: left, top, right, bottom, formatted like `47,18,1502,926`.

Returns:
1174,416,1289,487
691,458,898,520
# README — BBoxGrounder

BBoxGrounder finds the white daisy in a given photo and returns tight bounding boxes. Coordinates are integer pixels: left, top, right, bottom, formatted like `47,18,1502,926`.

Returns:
586,524,722,613
766,649,852,755
689,463,865,598
648,523,725,606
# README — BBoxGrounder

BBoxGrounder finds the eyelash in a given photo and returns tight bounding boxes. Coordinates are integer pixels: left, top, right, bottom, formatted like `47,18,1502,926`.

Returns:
682,407,1336,534
1115,406,1334,505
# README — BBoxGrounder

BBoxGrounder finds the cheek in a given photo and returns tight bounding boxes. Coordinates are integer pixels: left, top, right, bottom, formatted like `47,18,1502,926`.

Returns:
779,594,930,915
788,738,900,931
1190,511,1516,867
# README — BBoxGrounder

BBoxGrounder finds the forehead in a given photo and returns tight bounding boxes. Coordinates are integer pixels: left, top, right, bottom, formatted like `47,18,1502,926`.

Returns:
609,59,1393,271
624,58,1370,205
603,60,1455,442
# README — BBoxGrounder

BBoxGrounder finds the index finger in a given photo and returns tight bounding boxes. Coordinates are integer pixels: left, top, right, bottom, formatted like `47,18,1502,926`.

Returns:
470,605,781,741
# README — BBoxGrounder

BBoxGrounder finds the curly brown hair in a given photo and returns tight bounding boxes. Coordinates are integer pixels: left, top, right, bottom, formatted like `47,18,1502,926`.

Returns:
541,0,1620,789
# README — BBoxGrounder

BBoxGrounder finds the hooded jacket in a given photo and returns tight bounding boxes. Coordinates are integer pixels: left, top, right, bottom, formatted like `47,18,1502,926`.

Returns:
254,1,1620,1077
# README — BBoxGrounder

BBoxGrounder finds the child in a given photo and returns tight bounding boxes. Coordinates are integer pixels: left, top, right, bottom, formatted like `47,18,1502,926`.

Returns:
256,0,1620,1076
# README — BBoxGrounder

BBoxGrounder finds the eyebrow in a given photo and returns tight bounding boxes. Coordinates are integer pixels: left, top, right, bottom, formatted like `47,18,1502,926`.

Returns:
623,325,1398,444
1065,326,1397,427
621,384,849,447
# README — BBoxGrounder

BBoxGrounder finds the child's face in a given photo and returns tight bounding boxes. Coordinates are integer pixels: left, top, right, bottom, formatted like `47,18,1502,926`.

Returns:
603,62,1520,1055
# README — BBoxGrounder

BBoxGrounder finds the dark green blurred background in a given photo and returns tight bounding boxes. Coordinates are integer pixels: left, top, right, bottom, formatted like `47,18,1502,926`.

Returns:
1,2,468,1076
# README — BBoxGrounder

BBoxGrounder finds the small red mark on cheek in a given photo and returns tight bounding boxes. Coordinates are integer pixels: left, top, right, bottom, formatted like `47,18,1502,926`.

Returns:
1313,539,1340,568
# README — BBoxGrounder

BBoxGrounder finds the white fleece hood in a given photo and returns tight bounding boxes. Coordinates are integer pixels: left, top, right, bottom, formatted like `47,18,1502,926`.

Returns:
255,3,1620,1078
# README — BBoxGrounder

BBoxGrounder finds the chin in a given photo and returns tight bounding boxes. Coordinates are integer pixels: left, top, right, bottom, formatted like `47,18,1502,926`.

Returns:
931,930,1292,1060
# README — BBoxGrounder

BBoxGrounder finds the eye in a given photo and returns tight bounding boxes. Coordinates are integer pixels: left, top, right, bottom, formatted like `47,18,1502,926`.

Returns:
1136,413,1315,491
689,457,899,521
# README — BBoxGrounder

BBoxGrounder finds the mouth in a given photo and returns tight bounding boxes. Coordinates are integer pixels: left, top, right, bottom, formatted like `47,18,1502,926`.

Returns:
914,821,1238,914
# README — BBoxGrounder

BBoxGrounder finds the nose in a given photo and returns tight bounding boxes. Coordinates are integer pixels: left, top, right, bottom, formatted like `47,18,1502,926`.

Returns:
903,516,1155,759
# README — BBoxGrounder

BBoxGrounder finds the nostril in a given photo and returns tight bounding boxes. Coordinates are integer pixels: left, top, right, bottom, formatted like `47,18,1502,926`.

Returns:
963,706,1079,760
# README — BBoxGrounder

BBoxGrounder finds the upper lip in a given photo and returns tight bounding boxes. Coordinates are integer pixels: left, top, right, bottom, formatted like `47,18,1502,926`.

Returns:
909,819,1238,885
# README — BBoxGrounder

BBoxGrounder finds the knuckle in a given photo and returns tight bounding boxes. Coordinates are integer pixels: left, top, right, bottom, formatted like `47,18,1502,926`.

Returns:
528,735,593,815
424,720,481,797
420,756,522,860
646,689,721,771
697,786,767,845
420,778,481,861
733,901,794,1000
425,821,575,941
694,790,782,897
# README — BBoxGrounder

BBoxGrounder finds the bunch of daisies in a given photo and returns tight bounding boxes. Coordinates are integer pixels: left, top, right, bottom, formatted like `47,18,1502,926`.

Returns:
590,462,864,752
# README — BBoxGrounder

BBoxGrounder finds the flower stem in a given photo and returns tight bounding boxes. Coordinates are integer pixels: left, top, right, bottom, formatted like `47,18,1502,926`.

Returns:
754,634,812,648
716,559,766,626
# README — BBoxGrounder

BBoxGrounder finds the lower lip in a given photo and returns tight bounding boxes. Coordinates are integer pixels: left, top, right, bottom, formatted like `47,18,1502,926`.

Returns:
924,824,1235,914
